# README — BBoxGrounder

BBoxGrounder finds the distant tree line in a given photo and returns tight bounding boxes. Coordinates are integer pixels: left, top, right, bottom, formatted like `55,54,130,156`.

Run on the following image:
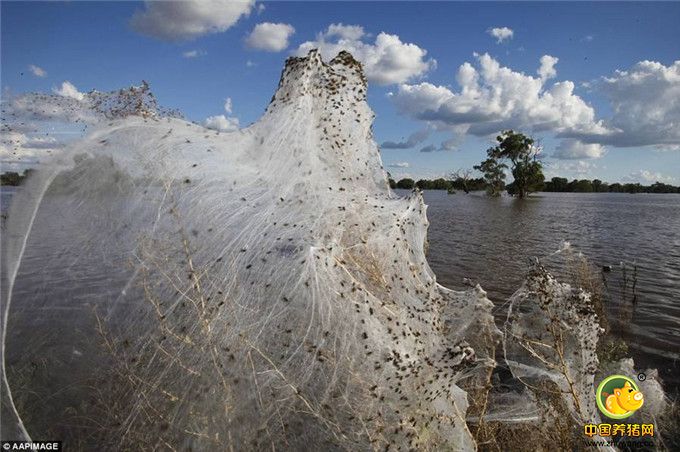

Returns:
388,176,487,192
543,177,679,193
389,175,679,194
389,130,678,196
0,169,33,186
2,166,677,194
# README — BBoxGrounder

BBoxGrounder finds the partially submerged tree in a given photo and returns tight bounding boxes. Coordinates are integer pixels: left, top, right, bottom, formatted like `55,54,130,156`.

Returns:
473,158,507,197
449,169,472,194
485,130,544,198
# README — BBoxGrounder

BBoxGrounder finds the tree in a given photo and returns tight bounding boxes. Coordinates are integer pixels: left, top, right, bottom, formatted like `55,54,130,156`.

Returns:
395,178,415,189
415,179,430,190
573,179,594,193
449,169,473,193
0,171,22,186
0,169,33,186
430,178,452,190
382,174,679,194
473,158,507,196
609,183,623,193
486,130,544,198
592,179,608,193
544,177,568,192
624,183,643,194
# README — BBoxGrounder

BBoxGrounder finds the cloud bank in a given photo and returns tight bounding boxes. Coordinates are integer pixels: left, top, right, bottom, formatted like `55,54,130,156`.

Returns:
389,54,680,158
294,24,435,85
565,60,680,149
246,22,295,52
553,139,606,159
130,0,254,41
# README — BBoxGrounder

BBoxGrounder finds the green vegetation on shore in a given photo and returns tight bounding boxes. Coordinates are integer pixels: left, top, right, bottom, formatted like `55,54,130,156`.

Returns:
389,176,680,194
0,169,33,186
390,129,678,195
2,166,678,194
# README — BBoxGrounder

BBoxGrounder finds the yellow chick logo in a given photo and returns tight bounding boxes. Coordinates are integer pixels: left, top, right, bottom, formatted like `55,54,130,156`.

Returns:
596,375,644,419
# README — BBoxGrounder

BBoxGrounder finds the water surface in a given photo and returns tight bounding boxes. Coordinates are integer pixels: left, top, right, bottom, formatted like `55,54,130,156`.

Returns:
3,188,680,398
409,190,680,395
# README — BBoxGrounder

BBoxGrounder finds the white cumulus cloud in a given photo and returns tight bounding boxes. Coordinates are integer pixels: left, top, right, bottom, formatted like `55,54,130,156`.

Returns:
294,24,435,85
388,162,410,168
246,22,295,52
391,55,680,153
53,81,85,101
538,55,559,80
488,27,514,43
204,115,240,132
29,64,47,78
553,139,606,159
566,60,680,148
205,97,239,132
130,0,254,41
391,53,608,142
324,23,365,41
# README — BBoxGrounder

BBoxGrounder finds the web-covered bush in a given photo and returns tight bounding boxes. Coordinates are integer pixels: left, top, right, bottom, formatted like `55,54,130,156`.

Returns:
2,50,497,450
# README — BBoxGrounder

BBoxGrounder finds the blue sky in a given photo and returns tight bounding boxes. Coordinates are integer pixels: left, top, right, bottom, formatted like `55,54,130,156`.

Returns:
2,1,679,183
